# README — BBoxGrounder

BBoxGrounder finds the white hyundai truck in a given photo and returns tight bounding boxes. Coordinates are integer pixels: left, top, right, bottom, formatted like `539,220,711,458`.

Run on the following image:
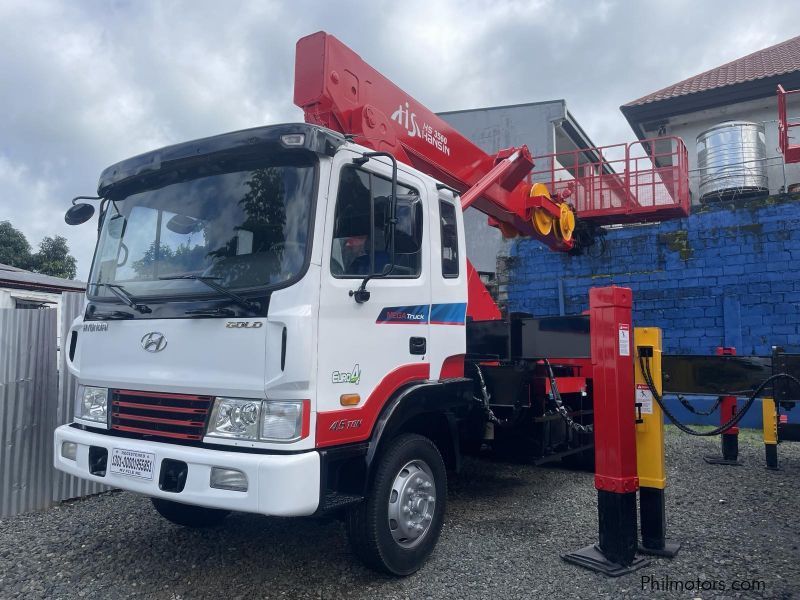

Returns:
56,122,481,575
55,32,594,576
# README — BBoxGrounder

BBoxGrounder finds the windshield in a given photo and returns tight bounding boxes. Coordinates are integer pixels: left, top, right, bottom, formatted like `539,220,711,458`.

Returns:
89,155,316,301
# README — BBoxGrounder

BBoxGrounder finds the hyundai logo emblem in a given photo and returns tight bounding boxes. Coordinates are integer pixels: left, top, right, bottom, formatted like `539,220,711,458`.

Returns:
141,332,167,353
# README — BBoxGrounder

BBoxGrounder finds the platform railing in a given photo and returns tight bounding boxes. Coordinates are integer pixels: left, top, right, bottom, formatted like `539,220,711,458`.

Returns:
530,136,690,225
778,85,800,164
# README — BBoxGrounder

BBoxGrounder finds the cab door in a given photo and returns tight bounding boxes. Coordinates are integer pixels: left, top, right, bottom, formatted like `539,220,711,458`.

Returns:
315,150,431,447
428,189,468,380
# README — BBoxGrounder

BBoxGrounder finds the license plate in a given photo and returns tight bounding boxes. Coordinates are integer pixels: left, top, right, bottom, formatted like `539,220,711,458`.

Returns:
110,448,155,480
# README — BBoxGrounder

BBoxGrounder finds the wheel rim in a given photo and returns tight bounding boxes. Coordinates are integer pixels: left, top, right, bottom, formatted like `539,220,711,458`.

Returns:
387,459,436,548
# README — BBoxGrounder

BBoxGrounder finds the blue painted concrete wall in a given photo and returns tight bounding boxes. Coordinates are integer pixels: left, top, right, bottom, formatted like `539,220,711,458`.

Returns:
508,196,800,427
509,197,800,354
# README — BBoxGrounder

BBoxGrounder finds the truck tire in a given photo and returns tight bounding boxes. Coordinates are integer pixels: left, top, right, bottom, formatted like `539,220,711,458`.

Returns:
151,498,230,528
346,433,446,576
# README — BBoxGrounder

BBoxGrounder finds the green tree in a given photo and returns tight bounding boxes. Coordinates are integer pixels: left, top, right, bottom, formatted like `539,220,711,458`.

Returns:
30,235,78,280
132,241,207,278
0,220,32,269
0,222,78,279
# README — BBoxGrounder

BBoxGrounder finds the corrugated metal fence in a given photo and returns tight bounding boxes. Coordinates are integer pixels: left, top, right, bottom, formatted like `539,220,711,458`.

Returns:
53,292,110,504
0,292,109,518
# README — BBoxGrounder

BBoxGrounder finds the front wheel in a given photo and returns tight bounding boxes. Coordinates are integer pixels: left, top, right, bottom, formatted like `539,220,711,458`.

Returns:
151,498,230,528
346,433,447,575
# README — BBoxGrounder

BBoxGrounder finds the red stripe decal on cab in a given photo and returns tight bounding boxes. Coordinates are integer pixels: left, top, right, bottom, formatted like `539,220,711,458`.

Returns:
315,363,430,447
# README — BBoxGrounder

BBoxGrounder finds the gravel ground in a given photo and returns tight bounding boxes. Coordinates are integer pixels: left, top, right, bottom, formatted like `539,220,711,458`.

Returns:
1,428,798,600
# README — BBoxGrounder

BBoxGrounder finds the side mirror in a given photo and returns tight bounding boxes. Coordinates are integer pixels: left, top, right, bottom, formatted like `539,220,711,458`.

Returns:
64,203,95,225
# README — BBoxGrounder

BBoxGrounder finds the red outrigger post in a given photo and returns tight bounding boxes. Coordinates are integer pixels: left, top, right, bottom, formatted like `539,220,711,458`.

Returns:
294,31,576,320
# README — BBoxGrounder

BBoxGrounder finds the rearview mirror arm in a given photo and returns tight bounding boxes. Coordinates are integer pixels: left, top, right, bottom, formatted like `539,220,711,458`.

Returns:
349,152,398,304
71,195,102,205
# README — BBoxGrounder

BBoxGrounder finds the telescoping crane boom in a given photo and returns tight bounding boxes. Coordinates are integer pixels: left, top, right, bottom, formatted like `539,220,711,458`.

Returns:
294,31,577,320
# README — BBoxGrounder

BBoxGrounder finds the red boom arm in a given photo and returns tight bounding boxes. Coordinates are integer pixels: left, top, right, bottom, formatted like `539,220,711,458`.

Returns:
294,31,574,319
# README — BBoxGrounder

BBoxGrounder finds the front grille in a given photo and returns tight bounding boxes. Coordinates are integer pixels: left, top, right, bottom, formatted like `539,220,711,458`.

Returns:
111,389,213,442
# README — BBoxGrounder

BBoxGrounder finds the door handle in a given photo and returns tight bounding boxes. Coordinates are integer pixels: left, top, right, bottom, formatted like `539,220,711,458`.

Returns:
409,337,427,355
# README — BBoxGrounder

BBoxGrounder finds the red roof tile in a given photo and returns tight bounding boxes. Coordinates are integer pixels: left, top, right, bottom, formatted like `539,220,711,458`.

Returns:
624,34,800,107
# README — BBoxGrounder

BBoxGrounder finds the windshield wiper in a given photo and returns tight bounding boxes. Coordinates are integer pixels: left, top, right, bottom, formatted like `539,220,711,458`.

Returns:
93,283,152,314
90,310,134,320
158,275,260,313
185,307,235,317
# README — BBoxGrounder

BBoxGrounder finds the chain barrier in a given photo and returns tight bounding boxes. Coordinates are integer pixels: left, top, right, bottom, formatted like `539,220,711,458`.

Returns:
469,363,510,427
677,394,722,417
542,359,593,435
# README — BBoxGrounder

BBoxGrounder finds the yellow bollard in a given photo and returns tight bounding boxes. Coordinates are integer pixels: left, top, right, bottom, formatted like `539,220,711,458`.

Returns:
762,397,779,469
634,327,679,557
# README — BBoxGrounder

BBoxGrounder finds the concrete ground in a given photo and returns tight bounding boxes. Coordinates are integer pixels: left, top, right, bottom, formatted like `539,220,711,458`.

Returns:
0,427,798,599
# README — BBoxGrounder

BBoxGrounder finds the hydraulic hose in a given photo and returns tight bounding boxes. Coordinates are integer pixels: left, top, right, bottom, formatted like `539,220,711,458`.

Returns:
469,362,511,427
638,355,800,437
677,394,722,417
543,359,593,434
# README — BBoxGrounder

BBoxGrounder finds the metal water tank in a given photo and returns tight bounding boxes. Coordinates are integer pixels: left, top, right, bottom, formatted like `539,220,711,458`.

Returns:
697,121,768,200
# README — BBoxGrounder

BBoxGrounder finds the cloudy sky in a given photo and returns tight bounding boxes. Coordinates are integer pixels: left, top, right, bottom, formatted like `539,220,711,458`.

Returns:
1,0,797,279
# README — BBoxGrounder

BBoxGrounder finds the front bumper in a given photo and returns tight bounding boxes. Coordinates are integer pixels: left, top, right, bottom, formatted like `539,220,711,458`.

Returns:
54,424,320,516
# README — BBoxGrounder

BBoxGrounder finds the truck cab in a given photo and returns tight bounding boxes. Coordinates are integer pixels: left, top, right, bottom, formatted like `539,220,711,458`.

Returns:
55,122,475,575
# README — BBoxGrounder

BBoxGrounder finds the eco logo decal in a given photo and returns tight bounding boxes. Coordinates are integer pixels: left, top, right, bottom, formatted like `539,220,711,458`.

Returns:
332,364,361,385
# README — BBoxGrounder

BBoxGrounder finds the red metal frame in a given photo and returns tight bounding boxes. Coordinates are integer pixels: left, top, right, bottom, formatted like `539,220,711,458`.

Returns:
529,137,689,225
466,261,502,321
545,376,587,395
778,85,800,164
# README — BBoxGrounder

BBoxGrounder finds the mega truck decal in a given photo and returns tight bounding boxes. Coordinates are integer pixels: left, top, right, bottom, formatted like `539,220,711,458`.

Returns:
376,305,429,324
376,303,466,325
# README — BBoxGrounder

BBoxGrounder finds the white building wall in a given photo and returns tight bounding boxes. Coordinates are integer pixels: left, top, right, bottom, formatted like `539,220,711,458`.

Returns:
659,97,800,203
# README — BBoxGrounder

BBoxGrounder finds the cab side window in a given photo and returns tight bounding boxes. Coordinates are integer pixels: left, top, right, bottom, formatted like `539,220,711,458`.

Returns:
331,166,422,278
439,200,459,278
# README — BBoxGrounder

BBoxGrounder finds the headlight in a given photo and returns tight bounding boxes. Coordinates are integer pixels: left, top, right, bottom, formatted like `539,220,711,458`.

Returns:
207,398,261,440
75,385,108,425
206,398,307,443
261,400,305,442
